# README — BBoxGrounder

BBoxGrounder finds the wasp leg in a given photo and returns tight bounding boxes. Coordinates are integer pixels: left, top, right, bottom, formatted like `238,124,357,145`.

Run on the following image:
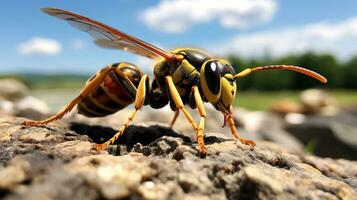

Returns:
22,66,117,126
165,76,209,156
227,115,256,147
192,86,207,156
91,75,148,151
165,76,198,130
169,111,180,128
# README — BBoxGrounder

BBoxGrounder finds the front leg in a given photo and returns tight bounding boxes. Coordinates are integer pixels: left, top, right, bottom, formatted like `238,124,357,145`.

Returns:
165,76,199,132
165,76,210,155
192,86,207,156
227,114,256,147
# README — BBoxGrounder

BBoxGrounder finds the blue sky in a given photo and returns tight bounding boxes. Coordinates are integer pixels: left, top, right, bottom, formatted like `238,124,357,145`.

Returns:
0,0,356,74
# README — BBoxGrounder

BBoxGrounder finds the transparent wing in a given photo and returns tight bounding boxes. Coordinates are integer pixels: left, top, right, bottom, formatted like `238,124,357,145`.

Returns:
42,8,173,60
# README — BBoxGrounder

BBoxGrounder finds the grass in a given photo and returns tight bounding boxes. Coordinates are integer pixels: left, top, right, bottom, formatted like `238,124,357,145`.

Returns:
333,90,357,107
234,90,357,110
234,91,299,110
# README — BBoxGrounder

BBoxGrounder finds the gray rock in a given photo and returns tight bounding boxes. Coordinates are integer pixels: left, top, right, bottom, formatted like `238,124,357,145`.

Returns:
0,79,28,101
0,98,15,116
300,89,339,116
14,96,51,120
286,113,357,160
0,116,356,200
238,110,303,151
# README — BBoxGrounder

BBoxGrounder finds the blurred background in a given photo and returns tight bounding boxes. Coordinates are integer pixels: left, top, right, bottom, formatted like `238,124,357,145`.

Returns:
0,0,356,159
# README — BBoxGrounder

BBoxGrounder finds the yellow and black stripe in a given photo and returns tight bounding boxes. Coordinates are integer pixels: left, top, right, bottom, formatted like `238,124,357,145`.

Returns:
77,62,143,117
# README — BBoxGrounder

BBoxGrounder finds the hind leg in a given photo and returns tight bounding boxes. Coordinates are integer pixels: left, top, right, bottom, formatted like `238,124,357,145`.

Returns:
22,66,117,126
91,74,148,151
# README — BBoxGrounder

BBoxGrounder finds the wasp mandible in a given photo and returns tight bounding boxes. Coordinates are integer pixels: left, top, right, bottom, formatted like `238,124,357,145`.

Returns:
23,8,328,156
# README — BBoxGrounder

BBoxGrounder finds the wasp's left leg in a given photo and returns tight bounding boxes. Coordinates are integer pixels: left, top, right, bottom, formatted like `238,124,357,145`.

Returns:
192,86,207,155
227,115,256,147
91,74,148,151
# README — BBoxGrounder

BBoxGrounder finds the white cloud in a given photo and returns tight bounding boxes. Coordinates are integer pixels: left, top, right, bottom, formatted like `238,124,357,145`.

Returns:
140,0,276,33
132,57,155,74
18,37,61,56
135,57,154,68
214,17,357,60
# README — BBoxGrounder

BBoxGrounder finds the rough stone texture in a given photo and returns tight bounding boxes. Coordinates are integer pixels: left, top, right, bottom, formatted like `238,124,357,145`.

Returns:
0,116,356,200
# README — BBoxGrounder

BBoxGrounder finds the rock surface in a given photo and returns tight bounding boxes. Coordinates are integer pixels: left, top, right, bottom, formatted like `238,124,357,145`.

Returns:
0,79,50,120
0,116,356,200
268,89,339,116
0,79,28,101
14,96,51,120
286,113,357,160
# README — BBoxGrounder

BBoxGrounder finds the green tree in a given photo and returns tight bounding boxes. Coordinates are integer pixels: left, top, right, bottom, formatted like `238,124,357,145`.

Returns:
228,52,349,91
292,52,341,89
342,56,357,89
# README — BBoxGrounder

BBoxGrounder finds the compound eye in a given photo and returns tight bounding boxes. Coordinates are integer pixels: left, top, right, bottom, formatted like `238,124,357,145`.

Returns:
204,61,221,95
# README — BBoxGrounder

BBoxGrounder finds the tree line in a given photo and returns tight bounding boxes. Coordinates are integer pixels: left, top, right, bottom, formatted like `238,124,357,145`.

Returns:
228,52,357,91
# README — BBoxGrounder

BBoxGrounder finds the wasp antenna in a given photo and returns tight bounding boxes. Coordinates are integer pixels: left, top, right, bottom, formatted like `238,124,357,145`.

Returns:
233,68,252,79
236,65,327,83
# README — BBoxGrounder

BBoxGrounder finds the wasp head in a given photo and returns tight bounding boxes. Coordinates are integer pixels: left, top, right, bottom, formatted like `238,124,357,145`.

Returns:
200,59,237,116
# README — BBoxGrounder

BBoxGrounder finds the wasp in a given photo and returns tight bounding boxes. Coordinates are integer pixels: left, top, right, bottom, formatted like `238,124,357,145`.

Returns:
23,8,327,156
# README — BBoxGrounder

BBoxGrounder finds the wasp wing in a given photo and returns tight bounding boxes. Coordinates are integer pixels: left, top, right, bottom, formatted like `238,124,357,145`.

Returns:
42,8,173,60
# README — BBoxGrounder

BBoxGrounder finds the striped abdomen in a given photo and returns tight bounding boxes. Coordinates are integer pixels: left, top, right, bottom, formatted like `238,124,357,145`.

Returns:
77,62,143,117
